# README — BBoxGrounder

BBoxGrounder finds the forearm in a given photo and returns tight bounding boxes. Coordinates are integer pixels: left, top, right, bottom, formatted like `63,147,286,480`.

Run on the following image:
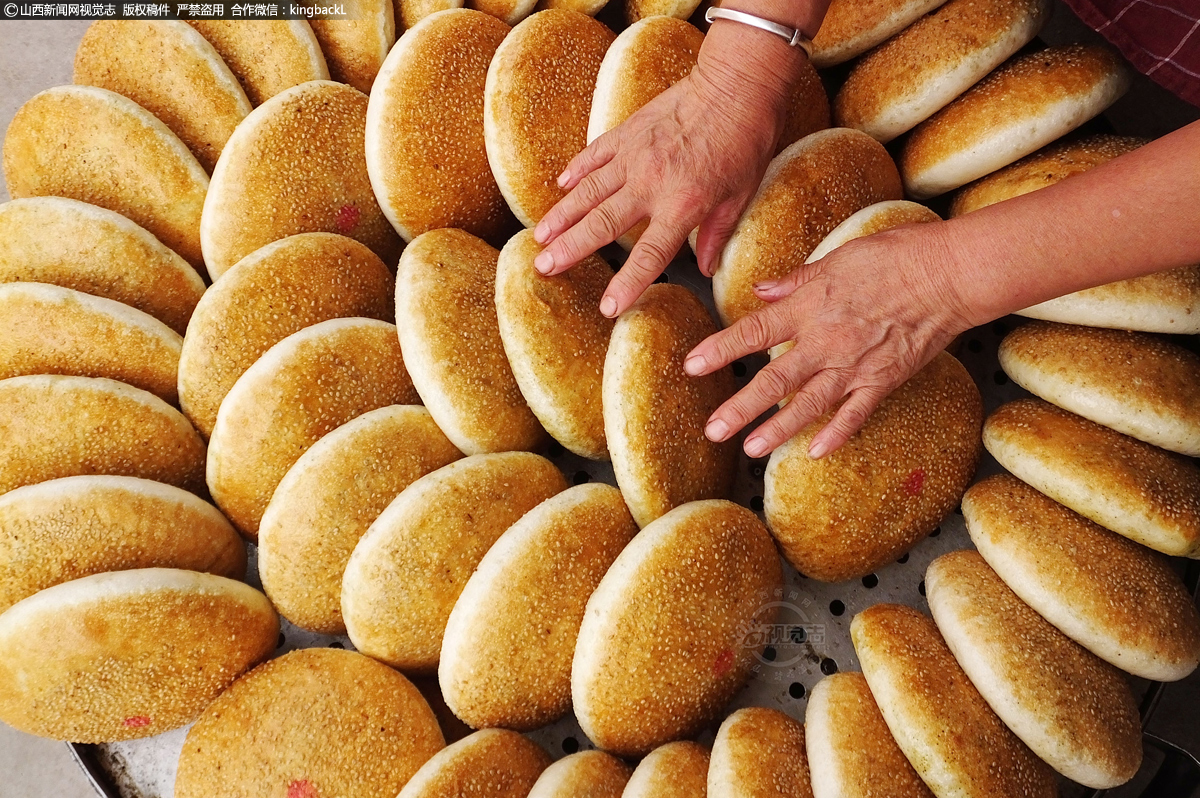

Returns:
938,120,1200,327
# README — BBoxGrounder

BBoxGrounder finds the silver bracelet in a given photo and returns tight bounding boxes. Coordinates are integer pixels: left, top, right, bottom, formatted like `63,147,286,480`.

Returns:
704,6,814,58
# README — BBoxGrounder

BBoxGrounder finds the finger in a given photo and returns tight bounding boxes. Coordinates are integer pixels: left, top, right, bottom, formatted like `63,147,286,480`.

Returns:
703,346,821,444
753,261,820,302
683,300,797,376
806,384,891,459
694,200,744,278
558,129,619,191
535,164,622,248
538,190,642,277
742,368,852,458
600,215,693,318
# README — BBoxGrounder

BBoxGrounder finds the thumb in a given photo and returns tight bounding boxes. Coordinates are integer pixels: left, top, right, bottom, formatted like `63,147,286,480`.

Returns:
694,200,745,278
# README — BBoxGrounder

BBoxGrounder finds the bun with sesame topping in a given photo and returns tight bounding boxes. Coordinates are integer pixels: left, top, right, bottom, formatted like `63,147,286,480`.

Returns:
623,0,701,25
810,0,949,68
625,742,709,798
398,728,551,798
185,20,330,106
307,0,396,93
527,750,633,798
709,707,813,798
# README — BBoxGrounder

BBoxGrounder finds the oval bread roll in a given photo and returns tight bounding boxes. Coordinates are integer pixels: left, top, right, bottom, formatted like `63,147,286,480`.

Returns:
624,0,701,25
624,741,710,798
307,0,396,93
810,0,949,68
398,0,466,29
527,750,632,798
398,729,551,798
185,20,329,106
709,707,813,798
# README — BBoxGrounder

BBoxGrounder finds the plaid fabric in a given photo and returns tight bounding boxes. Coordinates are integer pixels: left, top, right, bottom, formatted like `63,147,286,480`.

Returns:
1065,0,1200,107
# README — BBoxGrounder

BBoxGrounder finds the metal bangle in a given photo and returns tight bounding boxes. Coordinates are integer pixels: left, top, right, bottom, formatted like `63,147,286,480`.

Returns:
704,6,814,58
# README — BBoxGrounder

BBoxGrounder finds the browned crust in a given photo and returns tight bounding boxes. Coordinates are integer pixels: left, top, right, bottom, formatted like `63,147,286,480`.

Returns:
308,0,396,93
3,86,208,270
811,0,947,66
187,20,329,106
626,741,710,798
950,134,1144,216
710,707,813,798
528,751,632,798
765,352,982,582
178,232,394,439
778,59,832,154
398,0,466,30
624,0,701,24
176,648,444,798
398,729,551,798
595,16,703,134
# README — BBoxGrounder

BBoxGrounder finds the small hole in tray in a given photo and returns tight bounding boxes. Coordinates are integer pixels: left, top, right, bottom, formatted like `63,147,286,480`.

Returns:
967,338,983,353
277,632,286,649
329,641,345,649
789,682,805,699
654,273,670,284
829,600,845,617
993,370,1009,386
861,574,878,589
896,553,910,564
750,464,764,479
918,580,926,597
733,360,747,377
562,737,580,754
930,526,941,537
573,470,591,485
548,441,565,458
750,495,763,512
991,320,1008,336
762,646,777,662
820,658,838,675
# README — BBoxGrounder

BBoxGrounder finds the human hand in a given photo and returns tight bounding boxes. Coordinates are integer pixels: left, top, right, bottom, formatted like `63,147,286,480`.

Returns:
531,22,807,318
684,223,975,459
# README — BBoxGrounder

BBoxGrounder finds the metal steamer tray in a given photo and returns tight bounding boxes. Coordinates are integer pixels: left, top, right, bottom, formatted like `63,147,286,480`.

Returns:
65,252,1200,798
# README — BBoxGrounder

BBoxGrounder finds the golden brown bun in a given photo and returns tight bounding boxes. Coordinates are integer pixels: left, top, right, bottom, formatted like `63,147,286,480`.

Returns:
0,283,182,404
0,476,244,615
343,452,567,671
469,0,537,26
366,9,516,244
439,483,637,730
178,232,394,439
398,0,466,29
573,500,783,756
308,0,396,93
0,375,206,498
805,672,935,798
810,0,948,68
397,228,546,454
206,318,419,539
259,405,462,634
73,21,252,172
999,321,1200,456
709,707,813,798
712,128,902,326
0,568,277,742
527,751,632,798
963,473,1200,681
901,44,1133,199
624,0,700,25
949,134,1144,217
834,0,1051,142
624,741,710,798
0,198,204,336
536,0,609,15
175,648,443,798
4,86,209,270
852,604,1057,798
765,352,982,582
983,398,1200,558
200,80,401,280
604,283,737,528
484,9,615,227
927,550,1142,788
496,229,614,459
805,200,941,266
186,20,329,106
397,728,552,798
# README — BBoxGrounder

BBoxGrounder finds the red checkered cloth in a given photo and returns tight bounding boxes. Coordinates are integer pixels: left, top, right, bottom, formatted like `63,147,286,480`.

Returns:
1064,0,1200,107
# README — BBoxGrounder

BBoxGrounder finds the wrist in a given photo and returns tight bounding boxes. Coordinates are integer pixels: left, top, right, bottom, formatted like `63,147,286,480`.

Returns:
892,222,984,336
694,19,804,122
714,0,831,38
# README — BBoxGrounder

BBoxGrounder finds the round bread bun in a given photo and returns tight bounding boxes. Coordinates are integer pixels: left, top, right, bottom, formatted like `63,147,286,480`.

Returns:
807,200,941,265
983,398,1200,558
834,0,1051,143
527,751,633,798
963,473,1200,681
999,321,1200,456
0,283,182,404
712,128,902,326
175,648,444,798
852,604,1058,798
0,198,205,336
0,375,206,498
900,44,1133,199
207,318,419,539
396,228,546,455
186,20,329,106
624,741,710,798
366,9,515,244
3,86,208,270
709,707,813,798
200,80,401,280
343,452,567,671
805,672,935,798
624,0,701,25
1019,266,1200,334
604,283,737,528
308,0,396,93
0,568,277,742
397,728,552,798
468,0,537,26
259,405,462,634
0,476,244,615
398,0,467,30
926,550,1142,788
764,352,982,582
572,500,783,756
495,229,614,459
439,483,637,730
73,20,252,173
950,134,1144,217
484,9,616,227
178,232,394,439
809,0,949,68
535,0,610,15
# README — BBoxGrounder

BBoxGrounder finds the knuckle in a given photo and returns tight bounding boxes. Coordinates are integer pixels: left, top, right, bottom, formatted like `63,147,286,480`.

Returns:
753,365,795,402
735,313,772,352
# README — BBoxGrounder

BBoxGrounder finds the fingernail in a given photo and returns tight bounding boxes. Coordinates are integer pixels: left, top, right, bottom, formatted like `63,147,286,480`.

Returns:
705,418,730,442
533,221,550,244
557,169,571,188
808,439,830,460
754,280,779,293
745,437,769,458
534,251,555,275
684,355,706,375
600,295,618,317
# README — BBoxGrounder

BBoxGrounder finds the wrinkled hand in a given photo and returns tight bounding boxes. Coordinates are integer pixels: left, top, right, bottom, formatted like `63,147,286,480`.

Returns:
532,55,798,318
685,224,974,460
